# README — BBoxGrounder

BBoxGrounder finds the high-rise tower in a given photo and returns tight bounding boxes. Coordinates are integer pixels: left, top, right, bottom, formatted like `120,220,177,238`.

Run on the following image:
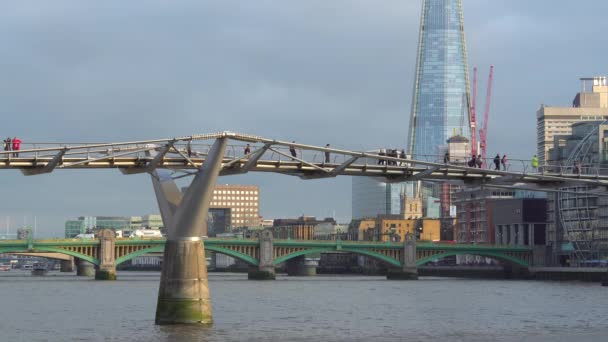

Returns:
352,0,472,221
408,0,472,157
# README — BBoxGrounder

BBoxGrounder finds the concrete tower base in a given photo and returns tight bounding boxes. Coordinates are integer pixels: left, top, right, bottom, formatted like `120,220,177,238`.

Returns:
155,240,212,325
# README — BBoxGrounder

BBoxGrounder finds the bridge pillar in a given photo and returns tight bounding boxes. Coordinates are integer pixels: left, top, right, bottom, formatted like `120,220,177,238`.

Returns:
509,225,516,246
248,229,276,280
95,229,117,280
60,257,74,272
286,256,318,276
76,259,95,277
387,232,418,280
154,137,228,325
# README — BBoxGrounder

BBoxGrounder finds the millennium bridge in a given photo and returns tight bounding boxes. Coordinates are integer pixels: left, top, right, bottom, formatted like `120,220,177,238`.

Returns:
1,131,605,325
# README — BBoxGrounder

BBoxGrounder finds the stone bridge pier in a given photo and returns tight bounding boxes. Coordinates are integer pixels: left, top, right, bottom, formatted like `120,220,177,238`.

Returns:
95,229,117,280
248,229,276,280
60,257,74,272
386,233,418,280
286,256,318,276
76,259,95,277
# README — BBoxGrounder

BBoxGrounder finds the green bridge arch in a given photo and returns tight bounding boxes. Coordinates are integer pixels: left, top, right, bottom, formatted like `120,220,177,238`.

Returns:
115,245,260,266
272,247,402,268
416,251,529,268
0,247,100,266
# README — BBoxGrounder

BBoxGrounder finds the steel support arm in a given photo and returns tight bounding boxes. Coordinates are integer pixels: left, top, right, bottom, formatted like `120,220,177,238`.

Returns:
170,137,228,239
21,148,68,176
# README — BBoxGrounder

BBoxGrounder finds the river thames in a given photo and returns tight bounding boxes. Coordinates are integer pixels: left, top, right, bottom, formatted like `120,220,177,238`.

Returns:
0,272,607,341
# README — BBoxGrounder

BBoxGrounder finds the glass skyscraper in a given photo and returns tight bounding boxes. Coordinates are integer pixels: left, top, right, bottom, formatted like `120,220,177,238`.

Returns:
407,0,472,158
352,0,471,220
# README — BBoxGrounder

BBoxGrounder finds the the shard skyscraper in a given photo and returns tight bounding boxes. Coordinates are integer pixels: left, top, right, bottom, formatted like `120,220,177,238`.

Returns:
352,0,472,220
407,0,472,217
408,0,472,158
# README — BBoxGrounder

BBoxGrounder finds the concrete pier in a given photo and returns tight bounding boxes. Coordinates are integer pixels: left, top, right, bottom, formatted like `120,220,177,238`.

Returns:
76,259,95,277
95,229,117,280
155,239,212,324
386,233,418,280
154,137,227,325
286,256,318,276
60,257,74,272
248,229,276,280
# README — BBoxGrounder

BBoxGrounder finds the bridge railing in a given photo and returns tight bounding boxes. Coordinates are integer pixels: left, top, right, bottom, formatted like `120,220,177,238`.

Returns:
5,141,608,178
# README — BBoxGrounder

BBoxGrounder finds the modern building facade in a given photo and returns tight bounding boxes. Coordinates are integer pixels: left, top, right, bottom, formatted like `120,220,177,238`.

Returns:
271,216,336,240
64,215,159,238
537,77,608,165
493,198,547,247
408,0,472,159
208,184,260,228
545,121,608,265
351,178,406,220
454,188,516,244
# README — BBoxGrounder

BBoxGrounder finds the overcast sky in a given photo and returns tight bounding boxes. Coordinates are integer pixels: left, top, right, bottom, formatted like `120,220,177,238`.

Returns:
2,1,608,237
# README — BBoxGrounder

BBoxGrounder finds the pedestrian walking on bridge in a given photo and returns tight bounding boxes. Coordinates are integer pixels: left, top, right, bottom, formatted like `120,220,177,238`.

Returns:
493,154,500,170
244,144,251,156
468,154,476,167
531,155,539,171
324,144,331,163
476,154,483,168
289,142,297,158
3,137,11,152
501,154,508,171
378,149,386,165
11,137,21,157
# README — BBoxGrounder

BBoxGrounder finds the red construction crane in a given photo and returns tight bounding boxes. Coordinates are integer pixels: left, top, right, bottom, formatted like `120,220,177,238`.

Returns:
479,66,494,161
469,67,478,156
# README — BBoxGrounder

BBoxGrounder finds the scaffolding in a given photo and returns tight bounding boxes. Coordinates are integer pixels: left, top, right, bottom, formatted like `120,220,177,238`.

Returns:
557,121,605,264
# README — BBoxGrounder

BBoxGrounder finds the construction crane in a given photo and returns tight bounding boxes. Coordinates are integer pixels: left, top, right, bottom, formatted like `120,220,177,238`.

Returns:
479,65,494,161
468,66,494,161
470,67,478,156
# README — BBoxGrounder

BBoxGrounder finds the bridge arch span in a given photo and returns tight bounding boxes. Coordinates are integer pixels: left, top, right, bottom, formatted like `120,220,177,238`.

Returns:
115,245,260,267
416,251,529,268
272,247,402,268
0,247,99,266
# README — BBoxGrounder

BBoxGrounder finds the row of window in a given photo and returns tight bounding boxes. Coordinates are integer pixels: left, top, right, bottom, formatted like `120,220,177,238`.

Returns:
212,196,258,201
231,213,256,218
213,190,258,195
211,202,258,207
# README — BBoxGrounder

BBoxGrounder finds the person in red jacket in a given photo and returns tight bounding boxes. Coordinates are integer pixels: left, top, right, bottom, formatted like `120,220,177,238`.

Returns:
11,137,21,157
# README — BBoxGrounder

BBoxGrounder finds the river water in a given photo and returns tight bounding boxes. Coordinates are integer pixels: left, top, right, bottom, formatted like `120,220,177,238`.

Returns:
0,271,607,342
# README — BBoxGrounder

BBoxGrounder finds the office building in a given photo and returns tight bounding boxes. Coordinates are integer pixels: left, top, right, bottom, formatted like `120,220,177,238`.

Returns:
537,77,608,164
64,215,155,238
454,188,516,244
351,178,406,219
271,216,336,240
493,198,547,248
206,184,260,228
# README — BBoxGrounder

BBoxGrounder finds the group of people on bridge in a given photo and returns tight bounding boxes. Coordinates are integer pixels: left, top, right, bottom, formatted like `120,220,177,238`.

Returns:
377,149,406,166
3,137,21,157
243,142,333,163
